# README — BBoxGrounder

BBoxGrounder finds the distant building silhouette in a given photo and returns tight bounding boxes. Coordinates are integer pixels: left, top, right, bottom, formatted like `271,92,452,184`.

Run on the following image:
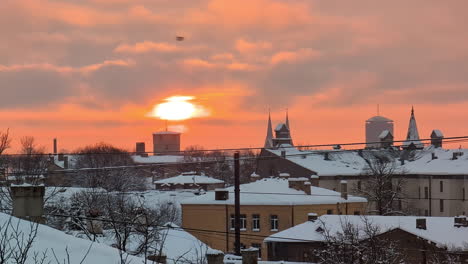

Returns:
264,111,294,148
153,131,181,154
365,115,394,148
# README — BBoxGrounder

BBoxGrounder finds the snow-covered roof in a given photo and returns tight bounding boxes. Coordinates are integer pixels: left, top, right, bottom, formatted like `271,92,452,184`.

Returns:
432,129,444,138
267,147,468,176
154,174,224,185
267,148,368,177
366,116,393,122
153,131,181,135
275,123,288,131
378,130,392,139
180,178,367,206
265,215,468,251
132,155,183,164
160,223,212,263
0,213,143,264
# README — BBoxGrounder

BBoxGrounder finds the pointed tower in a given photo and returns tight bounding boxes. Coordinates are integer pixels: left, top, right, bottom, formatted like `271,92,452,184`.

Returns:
285,109,293,145
264,111,274,148
402,106,424,150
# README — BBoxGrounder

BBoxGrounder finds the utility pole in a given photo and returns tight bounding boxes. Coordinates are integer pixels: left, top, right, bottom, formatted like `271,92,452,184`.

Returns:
234,151,241,255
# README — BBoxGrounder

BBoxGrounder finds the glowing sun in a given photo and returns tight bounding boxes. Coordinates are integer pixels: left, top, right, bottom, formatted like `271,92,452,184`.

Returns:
151,96,199,120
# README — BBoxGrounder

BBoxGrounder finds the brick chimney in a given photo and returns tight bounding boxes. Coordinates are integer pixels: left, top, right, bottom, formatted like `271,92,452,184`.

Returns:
288,178,311,195
310,175,319,187
308,213,318,222
241,248,258,264
206,249,224,264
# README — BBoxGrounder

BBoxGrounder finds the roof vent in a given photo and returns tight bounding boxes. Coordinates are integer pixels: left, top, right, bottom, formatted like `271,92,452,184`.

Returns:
281,151,286,158
215,189,229,201
416,218,427,230
454,216,468,228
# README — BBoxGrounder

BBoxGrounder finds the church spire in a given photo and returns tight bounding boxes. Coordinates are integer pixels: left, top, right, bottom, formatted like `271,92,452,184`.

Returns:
402,106,424,149
264,110,274,148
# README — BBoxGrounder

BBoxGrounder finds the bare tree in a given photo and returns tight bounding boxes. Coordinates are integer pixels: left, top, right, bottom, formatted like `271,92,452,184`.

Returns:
315,216,403,264
0,129,11,156
354,155,405,215
73,143,145,191
8,136,48,185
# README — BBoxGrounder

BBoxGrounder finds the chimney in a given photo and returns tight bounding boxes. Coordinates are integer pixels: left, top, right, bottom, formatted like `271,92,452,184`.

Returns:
53,138,57,155
400,158,405,165
310,175,319,187
281,151,286,158
206,249,225,264
288,178,311,195
340,180,348,200
454,216,467,228
241,248,259,264
63,156,69,169
308,213,318,222
10,185,45,223
215,189,229,201
431,153,437,160
136,142,146,157
58,153,64,161
452,152,459,160
324,152,330,160
416,218,427,230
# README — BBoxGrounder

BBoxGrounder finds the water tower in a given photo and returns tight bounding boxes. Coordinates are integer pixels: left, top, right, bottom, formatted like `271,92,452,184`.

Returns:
365,115,394,148
153,131,181,154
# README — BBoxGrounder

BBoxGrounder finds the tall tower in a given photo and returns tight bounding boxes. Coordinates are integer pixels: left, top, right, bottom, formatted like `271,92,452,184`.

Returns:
153,131,181,154
402,106,424,150
365,115,394,149
264,112,274,148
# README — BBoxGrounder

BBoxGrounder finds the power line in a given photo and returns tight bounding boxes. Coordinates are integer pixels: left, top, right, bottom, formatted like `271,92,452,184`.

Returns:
3,135,468,156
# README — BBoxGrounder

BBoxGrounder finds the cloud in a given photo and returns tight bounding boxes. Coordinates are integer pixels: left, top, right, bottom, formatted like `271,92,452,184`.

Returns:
235,39,272,54
114,41,180,53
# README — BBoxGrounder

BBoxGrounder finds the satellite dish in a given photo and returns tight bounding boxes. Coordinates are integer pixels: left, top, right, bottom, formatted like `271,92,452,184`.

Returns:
176,36,184,41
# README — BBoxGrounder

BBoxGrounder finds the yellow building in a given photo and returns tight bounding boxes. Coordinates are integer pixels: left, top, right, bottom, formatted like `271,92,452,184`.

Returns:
181,177,367,259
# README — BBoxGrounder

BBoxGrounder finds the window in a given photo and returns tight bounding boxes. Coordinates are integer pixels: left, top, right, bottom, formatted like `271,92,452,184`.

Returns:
252,214,260,231
440,199,444,213
424,187,429,199
230,214,247,230
326,209,333,215
440,181,444,192
418,187,421,199
270,215,278,231
251,243,261,258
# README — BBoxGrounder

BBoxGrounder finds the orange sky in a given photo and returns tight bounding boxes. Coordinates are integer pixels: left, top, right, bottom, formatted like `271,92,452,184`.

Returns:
1,0,468,152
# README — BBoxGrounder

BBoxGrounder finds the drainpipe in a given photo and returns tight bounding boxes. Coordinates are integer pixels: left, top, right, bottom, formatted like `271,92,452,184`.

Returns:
429,176,432,216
